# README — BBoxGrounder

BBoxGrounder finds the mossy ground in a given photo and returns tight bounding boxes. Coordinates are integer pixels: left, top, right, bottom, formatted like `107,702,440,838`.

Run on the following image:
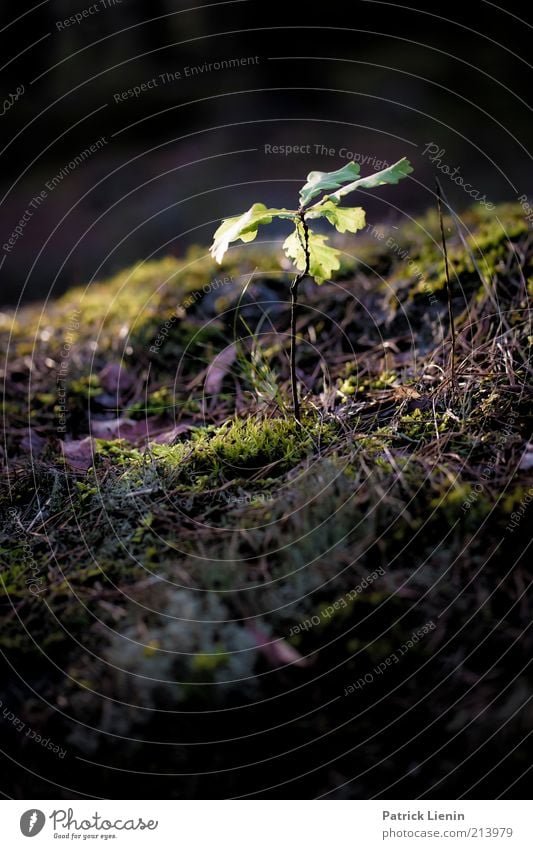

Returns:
0,203,531,798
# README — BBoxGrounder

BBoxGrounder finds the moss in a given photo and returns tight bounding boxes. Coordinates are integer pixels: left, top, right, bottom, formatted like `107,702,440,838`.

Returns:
94,439,142,464
430,481,492,527
94,414,335,496
338,369,397,398
383,203,529,304
126,386,177,418
68,375,102,398
1,244,286,365
191,646,230,674
501,486,533,514
205,416,310,466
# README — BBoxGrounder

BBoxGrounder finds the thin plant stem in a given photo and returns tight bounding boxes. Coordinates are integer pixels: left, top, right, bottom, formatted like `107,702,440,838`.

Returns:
290,211,310,423
435,178,457,390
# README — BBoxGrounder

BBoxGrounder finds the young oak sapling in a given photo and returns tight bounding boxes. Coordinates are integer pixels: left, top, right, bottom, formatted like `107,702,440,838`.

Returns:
211,157,413,421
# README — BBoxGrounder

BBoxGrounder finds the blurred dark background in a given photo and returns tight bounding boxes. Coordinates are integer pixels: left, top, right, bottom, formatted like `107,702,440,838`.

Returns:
0,0,531,304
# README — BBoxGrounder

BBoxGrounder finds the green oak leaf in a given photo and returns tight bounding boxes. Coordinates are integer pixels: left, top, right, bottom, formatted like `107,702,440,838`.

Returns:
299,161,361,208
306,200,366,234
326,157,413,203
283,224,341,284
210,203,296,263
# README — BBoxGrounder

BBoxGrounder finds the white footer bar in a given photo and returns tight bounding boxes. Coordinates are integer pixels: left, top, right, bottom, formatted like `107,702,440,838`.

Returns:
2,799,530,848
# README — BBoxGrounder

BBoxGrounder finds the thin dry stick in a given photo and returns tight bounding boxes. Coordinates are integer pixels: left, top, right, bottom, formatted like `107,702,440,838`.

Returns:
435,178,457,389
290,211,310,423
438,182,505,326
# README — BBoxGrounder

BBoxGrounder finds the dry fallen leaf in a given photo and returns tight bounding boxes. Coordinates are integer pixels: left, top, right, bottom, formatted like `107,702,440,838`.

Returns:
98,362,134,395
247,625,309,668
19,429,46,457
61,437,96,471
519,443,533,471
204,344,237,401
89,416,192,445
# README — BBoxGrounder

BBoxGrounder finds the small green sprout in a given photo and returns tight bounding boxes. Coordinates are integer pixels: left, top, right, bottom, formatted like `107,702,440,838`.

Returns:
211,157,413,420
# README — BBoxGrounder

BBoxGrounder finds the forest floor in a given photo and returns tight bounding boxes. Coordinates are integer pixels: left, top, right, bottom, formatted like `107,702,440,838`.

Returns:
0,201,532,799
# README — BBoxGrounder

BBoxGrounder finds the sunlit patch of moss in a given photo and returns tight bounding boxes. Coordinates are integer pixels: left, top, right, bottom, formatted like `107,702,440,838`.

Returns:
385,204,529,303
34,392,56,407
0,545,48,599
0,513,144,654
69,375,102,399
146,415,320,487
501,486,533,514
131,512,154,543
338,369,397,398
353,431,394,454
0,247,279,365
89,415,336,505
57,257,185,339
26,375,105,424
126,386,177,419
75,481,99,501
191,645,230,674
312,586,391,632
429,479,493,529
143,639,160,658
207,417,310,466
398,407,430,438
398,407,458,443
466,214,527,272
94,439,142,464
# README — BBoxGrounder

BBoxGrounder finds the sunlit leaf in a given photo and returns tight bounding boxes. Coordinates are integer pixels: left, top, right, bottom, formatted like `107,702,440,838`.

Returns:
283,224,341,284
299,162,361,207
210,203,296,263
306,200,366,234
326,157,413,203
